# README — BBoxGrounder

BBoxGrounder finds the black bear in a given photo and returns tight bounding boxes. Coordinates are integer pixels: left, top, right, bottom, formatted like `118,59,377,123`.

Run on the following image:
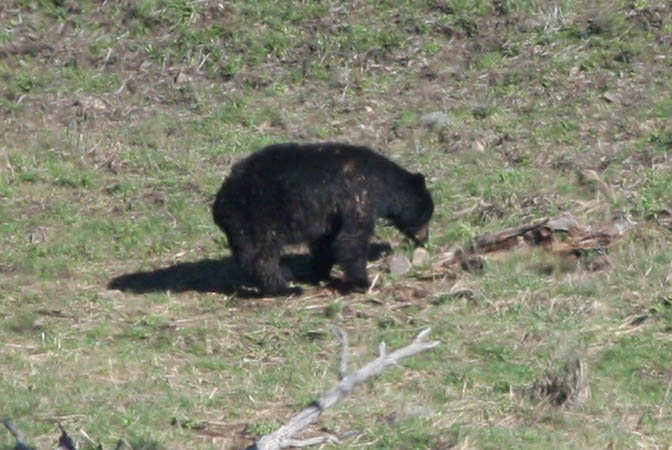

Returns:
212,142,434,295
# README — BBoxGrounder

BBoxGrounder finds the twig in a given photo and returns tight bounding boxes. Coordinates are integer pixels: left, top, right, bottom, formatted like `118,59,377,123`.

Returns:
659,377,672,418
247,328,439,450
367,272,381,294
331,327,349,380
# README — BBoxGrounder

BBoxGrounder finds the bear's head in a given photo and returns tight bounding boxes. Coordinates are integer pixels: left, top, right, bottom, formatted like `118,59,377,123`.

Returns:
392,173,434,245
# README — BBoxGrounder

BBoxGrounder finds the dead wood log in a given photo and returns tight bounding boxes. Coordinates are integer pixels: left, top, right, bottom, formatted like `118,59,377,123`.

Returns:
246,328,440,450
444,214,635,269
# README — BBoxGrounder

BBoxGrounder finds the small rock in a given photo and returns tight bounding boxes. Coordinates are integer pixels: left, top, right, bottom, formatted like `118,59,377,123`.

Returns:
97,289,122,299
330,69,348,88
601,92,619,103
547,215,581,233
174,71,191,84
411,247,429,266
73,94,107,111
140,60,152,71
389,254,412,276
419,111,451,130
471,140,486,152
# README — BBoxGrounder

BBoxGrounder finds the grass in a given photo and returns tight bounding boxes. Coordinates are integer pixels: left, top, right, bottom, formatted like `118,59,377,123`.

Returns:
1,0,672,448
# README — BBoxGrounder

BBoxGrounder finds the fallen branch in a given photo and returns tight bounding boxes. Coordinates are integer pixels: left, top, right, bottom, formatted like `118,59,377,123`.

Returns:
443,214,636,270
56,423,77,450
2,419,81,450
2,418,34,450
246,328,440,450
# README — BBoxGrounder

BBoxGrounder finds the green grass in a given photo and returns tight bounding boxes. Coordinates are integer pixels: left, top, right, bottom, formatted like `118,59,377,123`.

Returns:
1,0,672,448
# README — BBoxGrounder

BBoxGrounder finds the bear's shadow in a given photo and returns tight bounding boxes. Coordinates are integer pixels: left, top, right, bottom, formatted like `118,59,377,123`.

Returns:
107,243,392,298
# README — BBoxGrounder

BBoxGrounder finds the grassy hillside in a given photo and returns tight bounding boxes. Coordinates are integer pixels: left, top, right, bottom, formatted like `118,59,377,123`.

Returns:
1,0,672,448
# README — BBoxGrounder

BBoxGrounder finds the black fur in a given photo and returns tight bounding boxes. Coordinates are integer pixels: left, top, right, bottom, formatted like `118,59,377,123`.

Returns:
212,142,434,295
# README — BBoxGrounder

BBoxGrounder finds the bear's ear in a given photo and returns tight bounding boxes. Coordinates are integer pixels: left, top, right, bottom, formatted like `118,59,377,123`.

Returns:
411,173,426,188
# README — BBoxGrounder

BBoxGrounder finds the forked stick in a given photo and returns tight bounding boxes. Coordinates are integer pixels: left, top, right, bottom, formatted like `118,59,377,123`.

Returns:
247,328,439,450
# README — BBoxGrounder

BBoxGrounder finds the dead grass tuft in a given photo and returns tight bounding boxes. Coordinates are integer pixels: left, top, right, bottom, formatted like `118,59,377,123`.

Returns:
529,356,589,408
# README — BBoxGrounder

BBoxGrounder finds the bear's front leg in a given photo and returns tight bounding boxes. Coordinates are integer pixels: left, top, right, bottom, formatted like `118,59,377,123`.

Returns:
252,257,302,296
239,244,297,296
309,236,336,282
341,256,369,290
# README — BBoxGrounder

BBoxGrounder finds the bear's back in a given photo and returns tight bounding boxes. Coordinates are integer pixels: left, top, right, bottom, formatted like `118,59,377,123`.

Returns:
231,142,400,181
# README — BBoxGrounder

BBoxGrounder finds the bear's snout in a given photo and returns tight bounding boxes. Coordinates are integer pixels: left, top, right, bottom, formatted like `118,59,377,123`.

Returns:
412,224,429,245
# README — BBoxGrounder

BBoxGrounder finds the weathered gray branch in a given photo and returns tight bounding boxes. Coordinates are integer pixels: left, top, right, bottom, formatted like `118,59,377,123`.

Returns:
331,327,349,380
2,418,34,450
247,328,439,450
2,420,78,450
